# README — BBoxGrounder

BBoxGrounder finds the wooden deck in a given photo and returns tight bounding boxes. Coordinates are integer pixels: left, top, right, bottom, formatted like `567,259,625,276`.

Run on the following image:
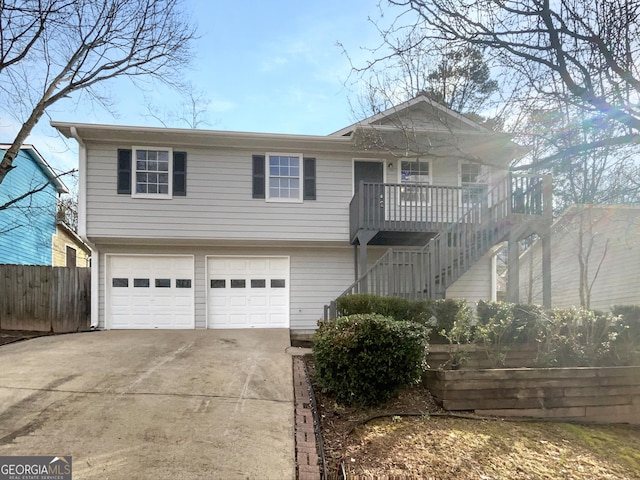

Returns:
350,176,546,244
349,183,486,243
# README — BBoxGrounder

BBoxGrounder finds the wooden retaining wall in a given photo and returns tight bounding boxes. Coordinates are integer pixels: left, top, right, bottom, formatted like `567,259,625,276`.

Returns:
427,343,538,369
0,265,90,332
424,366,640,424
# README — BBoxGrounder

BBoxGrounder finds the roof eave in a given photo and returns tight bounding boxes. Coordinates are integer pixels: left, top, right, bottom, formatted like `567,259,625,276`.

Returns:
51,121,354,153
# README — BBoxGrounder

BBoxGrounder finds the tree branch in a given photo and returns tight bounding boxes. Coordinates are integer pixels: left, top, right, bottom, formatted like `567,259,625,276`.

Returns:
0,168,77,211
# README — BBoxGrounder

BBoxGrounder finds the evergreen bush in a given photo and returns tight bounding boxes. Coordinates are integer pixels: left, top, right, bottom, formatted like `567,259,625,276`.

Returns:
313,314,429,406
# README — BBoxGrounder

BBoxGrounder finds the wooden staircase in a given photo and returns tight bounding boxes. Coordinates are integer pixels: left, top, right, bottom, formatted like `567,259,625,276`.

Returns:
325,173,551,318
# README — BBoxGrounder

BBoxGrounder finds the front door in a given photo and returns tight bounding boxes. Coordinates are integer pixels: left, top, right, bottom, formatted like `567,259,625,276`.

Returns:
354,160,384,187
354,161,384,223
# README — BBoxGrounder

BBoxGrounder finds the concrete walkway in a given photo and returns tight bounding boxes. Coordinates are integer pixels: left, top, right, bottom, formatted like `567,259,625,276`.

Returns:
0,330,295,479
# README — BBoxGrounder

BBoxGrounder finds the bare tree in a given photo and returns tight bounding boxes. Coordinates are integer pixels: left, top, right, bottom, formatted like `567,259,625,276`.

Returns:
0,168,75,211
143,82,213,129
387,0,640,160
0,0,197,184
344,27,500,121
515,101,640,213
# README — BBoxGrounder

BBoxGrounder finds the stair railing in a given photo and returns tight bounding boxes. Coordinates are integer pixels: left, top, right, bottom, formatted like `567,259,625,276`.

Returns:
326,173,549,319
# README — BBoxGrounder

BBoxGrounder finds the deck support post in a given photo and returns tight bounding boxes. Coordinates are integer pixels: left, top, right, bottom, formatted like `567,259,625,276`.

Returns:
541,231,552,308
355,230,377,293
506,235,520,303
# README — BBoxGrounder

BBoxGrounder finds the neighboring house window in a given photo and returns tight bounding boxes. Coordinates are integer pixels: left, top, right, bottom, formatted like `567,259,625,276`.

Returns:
400,160,430,204
252,154,316,201
117,148,187,197
66,245,77,268
461,162,488,205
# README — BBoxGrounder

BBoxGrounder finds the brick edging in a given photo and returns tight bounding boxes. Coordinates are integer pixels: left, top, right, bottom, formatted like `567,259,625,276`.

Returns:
293,356,322,480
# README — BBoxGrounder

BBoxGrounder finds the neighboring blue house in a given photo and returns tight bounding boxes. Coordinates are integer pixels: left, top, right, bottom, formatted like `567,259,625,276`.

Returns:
0,145,68,265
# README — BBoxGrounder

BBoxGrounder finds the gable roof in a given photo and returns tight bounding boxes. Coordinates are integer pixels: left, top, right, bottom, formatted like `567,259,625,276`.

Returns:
0,144,68,194
330,94,490,137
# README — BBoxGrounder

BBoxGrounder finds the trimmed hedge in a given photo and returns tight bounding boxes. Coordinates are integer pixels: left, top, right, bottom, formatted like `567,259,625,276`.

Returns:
330,296,640,371
336,294,430,324
336,294,470,344
313,314,429,406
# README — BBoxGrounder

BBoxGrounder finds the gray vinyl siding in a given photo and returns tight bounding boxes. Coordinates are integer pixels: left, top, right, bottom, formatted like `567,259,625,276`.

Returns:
96,243,387,332
446,250,494,303
85,144,352,241
431,159,460,186
520,206,640,310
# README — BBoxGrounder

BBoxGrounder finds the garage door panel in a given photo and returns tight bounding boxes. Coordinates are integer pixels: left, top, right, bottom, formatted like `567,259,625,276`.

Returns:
229,314,249,326
269,314,287,326
251,296,267,307
250,314,267,325
211,297,228,307
229,296,247,306
108,255,194,329
248,259,268,271
269,296,287,306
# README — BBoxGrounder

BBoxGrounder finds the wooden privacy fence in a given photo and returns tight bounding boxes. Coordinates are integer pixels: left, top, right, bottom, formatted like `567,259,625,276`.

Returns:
0,265,90,332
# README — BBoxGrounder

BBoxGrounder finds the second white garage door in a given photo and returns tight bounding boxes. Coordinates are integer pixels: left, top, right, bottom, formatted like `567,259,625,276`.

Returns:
207,256,289,328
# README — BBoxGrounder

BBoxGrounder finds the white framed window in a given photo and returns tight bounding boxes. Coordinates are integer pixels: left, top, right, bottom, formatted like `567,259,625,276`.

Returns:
400,160,430,204
266,153,303,202
460,162,488,205
133,146,173,198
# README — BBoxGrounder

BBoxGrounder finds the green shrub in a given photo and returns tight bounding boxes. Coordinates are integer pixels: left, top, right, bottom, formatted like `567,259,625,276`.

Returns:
535,307,617,367
336,294,470,344
336,294,431,324
476,300,500,326
477,300,542,344
428,298,472,344
313,314,429,406
609,305,640,365
475,301,518,367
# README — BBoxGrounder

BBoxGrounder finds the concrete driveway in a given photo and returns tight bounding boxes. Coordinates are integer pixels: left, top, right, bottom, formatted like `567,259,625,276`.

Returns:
0,330,295,479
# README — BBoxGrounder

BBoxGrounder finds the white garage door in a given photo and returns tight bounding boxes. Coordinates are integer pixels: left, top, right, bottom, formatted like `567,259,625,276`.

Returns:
207,256,289,329
108,255,194,329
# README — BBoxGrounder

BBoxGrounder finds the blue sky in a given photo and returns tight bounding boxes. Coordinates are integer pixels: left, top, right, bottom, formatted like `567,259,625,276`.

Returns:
1,0,394,176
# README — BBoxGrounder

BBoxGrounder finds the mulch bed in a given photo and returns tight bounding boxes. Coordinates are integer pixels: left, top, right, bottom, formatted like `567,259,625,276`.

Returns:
302,354,444,478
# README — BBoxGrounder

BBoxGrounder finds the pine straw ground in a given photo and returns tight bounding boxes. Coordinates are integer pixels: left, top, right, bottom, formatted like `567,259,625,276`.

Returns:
305,356,640,479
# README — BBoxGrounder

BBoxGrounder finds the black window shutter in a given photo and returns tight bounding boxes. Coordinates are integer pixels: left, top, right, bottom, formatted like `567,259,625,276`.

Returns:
117,149,132,194
173,151,187,196
252,154,265,199
303,157,316,200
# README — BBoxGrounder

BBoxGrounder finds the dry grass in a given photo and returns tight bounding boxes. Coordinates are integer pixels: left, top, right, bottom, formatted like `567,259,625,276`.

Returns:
306,356,640,479
343,416,640,479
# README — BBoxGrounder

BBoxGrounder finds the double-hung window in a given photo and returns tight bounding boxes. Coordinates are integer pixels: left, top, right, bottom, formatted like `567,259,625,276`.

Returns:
267,153,302,202
461,162,487,205
400,160,430,204
133,147,172,198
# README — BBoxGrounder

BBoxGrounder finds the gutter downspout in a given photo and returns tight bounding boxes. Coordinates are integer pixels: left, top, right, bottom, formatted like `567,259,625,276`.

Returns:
69,127,99,329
